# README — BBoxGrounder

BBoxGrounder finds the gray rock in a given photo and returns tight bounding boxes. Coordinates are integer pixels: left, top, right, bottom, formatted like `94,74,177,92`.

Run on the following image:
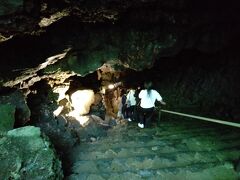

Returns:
0,90,31,127
76,115,108,142
0,126,63,180
0,104,15,131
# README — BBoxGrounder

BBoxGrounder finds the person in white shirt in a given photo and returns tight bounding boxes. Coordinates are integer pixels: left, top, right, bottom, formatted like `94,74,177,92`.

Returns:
126,89,137,121
138,81,166,128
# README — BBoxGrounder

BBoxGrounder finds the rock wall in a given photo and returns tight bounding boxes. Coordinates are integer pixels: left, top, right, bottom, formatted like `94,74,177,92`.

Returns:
0,126,63,179
0,0,239,80
150,50,240,122
0,90,30,129
0,104,15,131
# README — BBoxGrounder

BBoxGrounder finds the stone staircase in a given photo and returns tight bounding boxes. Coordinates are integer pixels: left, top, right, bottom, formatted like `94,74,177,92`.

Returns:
67,118,240,180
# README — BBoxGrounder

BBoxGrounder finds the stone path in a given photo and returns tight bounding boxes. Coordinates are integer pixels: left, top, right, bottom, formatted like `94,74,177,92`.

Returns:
67,117,240,180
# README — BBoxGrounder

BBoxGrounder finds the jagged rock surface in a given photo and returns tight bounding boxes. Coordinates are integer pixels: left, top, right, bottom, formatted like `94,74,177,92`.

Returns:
0,90,30,127
27,80,79,152
0,0,239,79
0,126,63,179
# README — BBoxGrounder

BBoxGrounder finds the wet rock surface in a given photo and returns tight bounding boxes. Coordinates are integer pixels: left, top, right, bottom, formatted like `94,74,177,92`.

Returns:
0,126,63,179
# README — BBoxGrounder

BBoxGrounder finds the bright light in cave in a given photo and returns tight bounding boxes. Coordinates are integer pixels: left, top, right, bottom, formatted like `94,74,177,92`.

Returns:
108,84,115,89
67,112,90,127
66,90,95,126
53,88,95,126
70,90,95,115
53,86,69,102
107,82,122,90
53,106,64,116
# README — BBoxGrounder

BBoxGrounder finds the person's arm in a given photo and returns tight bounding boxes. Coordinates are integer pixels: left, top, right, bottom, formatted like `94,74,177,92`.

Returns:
155,90,166,106
126,91,130,106
160,100,166,105
155,100,166,107
139,90,143,99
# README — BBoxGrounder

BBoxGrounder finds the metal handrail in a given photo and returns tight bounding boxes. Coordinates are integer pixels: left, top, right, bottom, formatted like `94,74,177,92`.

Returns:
157,108,240,128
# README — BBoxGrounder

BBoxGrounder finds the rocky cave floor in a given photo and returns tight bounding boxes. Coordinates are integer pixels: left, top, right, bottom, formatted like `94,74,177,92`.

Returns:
65,116,240,180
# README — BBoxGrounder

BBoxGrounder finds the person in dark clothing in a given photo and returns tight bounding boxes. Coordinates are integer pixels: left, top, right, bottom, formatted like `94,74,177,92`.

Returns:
117,89,127,119
121,92,127,119
133,86,142,122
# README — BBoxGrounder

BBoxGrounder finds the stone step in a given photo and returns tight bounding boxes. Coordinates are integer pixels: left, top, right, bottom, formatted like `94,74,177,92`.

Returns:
107,127,216,138
76,144,240,161
77,132,240,153
102,126,237,146
108,122,222,135
81,133,215,150
71,149,240,174
119,119,232,132
68,120,240,179
67,162,238,180
102,131,237,147
102,125,236,142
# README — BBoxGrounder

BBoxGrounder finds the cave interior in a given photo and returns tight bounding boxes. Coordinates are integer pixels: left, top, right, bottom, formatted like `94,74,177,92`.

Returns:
0,0,240,179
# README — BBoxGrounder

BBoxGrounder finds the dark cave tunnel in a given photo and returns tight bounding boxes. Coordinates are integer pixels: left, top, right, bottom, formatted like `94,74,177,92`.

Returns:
1,0,240,179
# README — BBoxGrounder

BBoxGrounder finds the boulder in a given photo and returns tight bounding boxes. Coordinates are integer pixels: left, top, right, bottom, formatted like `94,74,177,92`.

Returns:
0,90,31,127
0,126,63,179
74,115,110,142
0,104,15,131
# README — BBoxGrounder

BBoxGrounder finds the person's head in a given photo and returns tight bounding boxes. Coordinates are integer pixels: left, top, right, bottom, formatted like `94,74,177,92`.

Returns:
144,81,153,90
144,81,153,96
121,88,126,96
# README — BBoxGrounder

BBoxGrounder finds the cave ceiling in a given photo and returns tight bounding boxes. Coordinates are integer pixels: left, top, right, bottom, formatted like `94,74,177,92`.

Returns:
0,0,239,88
